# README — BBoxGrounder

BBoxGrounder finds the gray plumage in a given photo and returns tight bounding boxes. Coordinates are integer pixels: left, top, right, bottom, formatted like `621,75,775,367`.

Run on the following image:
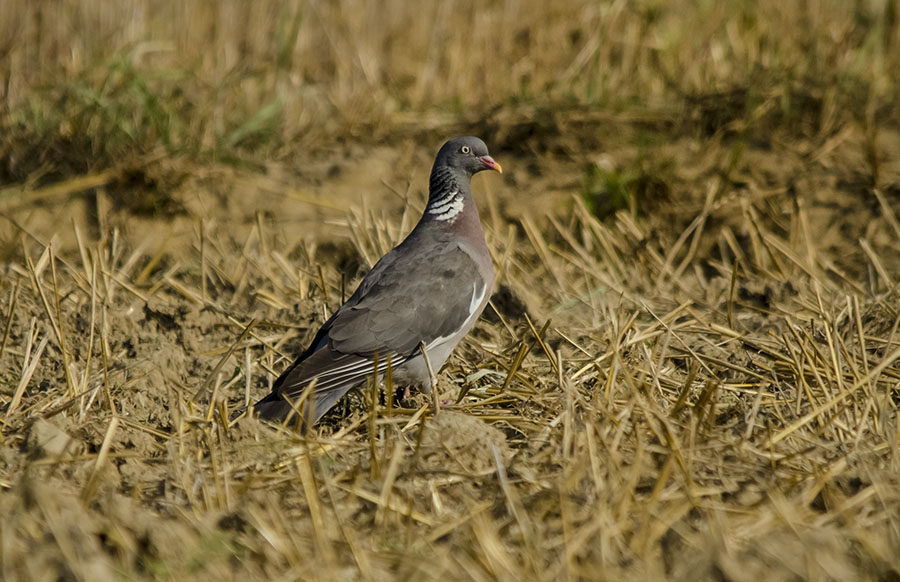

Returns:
253,136,501,424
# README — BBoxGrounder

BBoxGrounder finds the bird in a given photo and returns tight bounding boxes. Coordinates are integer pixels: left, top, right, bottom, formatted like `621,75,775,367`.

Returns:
251,136,501,425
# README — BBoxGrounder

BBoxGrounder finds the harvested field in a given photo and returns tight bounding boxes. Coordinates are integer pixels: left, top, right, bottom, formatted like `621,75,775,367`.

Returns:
2,1,900,580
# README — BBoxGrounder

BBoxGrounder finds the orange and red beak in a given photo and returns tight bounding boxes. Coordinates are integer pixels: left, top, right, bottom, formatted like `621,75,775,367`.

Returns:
479,155,503,174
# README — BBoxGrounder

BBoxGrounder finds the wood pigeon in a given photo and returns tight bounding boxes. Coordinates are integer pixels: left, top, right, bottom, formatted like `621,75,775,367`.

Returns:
252,136,501,425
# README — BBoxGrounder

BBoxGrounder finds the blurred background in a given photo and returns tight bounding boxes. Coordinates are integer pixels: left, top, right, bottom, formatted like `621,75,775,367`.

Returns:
2,0,898,177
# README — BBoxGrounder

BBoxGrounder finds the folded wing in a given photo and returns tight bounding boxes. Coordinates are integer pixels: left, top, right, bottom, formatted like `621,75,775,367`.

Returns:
254,236,485,423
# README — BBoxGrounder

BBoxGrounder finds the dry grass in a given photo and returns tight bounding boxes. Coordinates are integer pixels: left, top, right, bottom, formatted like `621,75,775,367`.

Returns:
2,1,900,581
2,0,899,176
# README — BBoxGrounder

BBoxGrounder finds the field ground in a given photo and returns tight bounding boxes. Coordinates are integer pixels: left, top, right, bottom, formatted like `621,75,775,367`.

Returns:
2,2,900,580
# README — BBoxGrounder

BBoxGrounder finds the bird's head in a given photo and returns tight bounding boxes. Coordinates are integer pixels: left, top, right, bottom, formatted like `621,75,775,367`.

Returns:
434,136,502,177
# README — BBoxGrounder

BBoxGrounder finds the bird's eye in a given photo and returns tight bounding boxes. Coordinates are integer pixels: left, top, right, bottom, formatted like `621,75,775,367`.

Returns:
461,145,471,154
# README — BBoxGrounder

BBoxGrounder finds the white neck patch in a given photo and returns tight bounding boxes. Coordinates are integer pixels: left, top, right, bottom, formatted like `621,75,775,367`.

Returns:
427,190,465,222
